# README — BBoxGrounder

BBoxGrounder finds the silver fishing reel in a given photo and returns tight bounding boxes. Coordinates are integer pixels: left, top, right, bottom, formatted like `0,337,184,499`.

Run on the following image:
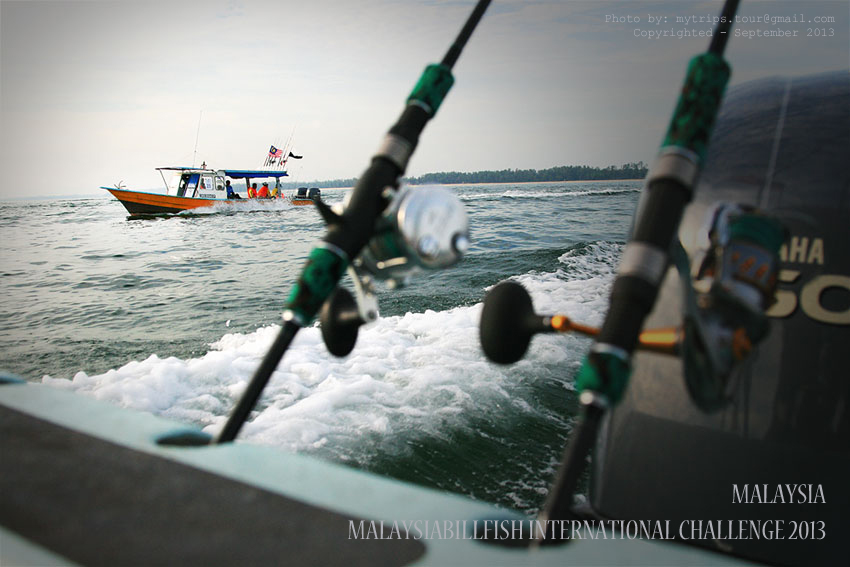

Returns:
358,185,470,288
319,185,470,356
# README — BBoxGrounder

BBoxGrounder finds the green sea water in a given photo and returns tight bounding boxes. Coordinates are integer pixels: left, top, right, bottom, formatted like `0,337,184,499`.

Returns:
0,181,640,514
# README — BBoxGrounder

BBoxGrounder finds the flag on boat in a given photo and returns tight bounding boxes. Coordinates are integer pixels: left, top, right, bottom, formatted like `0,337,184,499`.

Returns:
269,146,283,158
288,151,303,159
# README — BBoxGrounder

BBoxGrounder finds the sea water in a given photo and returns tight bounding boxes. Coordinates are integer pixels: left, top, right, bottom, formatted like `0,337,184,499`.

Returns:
0,181,640,514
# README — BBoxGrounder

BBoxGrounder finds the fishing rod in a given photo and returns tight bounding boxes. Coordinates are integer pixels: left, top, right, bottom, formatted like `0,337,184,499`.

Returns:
537,0,776,530
280,127,296,170
216,0,491,444
539,0,742,528
482,0,781,541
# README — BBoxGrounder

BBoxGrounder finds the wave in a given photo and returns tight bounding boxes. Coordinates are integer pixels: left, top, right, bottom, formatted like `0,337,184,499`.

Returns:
457,187,641,202
177,199,295,216
42,240,621,465
500,187,641,199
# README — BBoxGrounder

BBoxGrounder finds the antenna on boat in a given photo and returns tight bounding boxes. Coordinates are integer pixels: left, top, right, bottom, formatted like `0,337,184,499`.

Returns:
192,110,203,167
215,0,492,444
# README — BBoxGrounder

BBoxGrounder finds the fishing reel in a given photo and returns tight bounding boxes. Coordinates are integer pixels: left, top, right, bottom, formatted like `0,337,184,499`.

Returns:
359,184,470,287
679,203,785,410
479,202,784,412
319,185,469,356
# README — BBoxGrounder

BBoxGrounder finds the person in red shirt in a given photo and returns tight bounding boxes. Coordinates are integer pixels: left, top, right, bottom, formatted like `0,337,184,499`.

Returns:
247,183,258,198
257,182,270,199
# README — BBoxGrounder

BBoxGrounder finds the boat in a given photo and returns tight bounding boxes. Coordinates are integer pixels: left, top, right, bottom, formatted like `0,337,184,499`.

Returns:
291,187,322,206
103,167,290,216
2,70,846,566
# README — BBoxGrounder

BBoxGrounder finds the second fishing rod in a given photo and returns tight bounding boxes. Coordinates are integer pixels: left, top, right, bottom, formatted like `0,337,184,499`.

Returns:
537,0,743,530
476,0,762,544
216,0,492,444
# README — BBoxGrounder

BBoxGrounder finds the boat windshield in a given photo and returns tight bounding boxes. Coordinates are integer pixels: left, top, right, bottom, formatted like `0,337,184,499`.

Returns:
176,173,199,198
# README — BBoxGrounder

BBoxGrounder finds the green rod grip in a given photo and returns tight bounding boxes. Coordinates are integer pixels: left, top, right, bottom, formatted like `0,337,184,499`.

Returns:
407,64,455,116
286,247,348,325
575,351,631,405
662,52,731,163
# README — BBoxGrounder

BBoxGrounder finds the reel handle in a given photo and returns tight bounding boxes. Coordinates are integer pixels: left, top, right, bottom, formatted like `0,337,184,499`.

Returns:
480,281,681,364
320,287,364,357
479,281,551,364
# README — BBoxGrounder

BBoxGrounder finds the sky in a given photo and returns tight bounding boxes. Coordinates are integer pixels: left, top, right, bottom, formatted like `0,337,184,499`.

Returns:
1,0,848,198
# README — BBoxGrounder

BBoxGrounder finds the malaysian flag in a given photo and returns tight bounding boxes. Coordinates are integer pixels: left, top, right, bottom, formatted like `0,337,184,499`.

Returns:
268,145,283,158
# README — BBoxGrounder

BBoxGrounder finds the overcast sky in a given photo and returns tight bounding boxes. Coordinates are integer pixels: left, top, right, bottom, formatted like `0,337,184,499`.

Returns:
1,0,847,198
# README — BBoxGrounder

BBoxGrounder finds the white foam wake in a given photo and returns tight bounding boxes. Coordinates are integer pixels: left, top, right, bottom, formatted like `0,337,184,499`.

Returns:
43,242,621,460
500,187,640,199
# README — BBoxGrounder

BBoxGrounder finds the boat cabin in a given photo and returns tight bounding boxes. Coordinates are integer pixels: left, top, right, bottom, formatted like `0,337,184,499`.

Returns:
156,167,288,199
170,169,224,198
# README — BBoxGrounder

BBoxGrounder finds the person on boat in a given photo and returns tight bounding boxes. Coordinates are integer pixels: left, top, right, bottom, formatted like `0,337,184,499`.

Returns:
247,183,258,198
257,182,271,199
225,180,241,199
271,186,282,199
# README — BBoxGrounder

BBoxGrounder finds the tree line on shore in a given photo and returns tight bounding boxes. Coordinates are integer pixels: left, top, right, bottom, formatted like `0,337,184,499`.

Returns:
282,162,648,189
406,162,648,185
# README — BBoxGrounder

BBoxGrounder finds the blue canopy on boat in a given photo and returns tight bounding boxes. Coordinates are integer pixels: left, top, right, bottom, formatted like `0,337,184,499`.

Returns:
223,169,289,179
155,167,288,179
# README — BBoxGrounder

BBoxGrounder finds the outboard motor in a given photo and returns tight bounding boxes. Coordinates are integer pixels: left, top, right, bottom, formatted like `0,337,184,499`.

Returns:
590,71,849,566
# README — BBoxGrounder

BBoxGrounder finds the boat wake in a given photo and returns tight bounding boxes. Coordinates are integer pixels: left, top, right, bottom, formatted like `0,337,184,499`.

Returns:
182,199,296,216
500,187,641,199
457,184,641,202
42,241,621,469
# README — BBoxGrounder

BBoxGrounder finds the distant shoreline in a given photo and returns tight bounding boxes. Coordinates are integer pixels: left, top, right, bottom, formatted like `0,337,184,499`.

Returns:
288,163,649,189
